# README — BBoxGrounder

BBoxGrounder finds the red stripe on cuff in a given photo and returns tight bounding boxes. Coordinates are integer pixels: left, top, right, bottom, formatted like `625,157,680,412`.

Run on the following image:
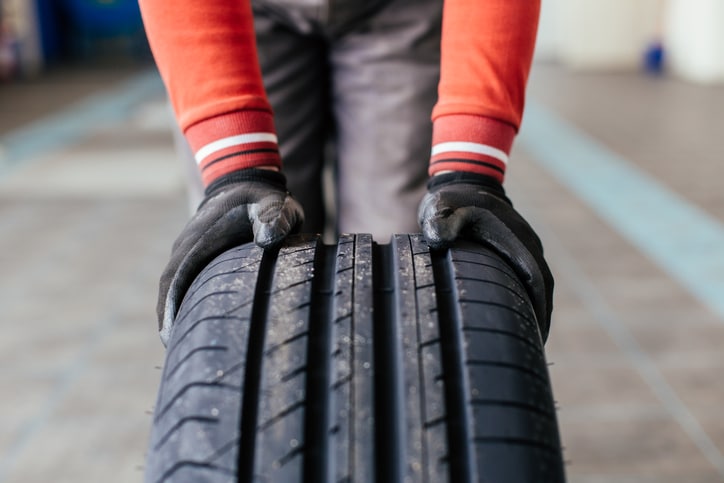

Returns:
202,152,282,184
185,110,282,186
430,160,505,183
197,141,279,171
429,114,515,182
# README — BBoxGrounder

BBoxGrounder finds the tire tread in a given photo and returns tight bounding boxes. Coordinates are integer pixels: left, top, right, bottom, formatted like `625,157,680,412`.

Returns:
145,235,565,483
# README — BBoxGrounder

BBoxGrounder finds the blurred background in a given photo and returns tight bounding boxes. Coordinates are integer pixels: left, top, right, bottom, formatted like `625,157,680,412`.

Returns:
0,0,723,482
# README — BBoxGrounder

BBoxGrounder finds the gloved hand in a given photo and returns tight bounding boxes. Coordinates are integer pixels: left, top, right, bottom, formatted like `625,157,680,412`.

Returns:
418,172,553,341
157,168,304,344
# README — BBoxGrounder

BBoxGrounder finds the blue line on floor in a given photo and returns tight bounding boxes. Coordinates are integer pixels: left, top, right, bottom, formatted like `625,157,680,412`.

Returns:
0,69,165,176
518,100,724,321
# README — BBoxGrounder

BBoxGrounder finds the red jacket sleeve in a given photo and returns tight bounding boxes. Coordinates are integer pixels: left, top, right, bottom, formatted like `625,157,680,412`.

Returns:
430,0,541,182
139,0,540,185
139,0,281,186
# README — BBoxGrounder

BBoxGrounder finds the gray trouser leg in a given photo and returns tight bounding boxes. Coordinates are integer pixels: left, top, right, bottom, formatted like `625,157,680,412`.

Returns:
330,0,442,240
180,0,442,240
253,8,330,235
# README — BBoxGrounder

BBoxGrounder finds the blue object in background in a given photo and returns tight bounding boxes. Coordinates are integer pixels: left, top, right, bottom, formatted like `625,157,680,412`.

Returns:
55,0,148,60
35,0,62,64
644,41,665,75
59,0,143,34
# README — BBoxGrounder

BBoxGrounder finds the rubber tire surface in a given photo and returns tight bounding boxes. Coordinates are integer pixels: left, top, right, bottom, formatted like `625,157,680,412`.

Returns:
145,234,565,483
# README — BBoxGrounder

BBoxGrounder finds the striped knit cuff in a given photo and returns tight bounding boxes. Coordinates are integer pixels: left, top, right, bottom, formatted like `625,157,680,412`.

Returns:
185,110,282,187
429,114,516,183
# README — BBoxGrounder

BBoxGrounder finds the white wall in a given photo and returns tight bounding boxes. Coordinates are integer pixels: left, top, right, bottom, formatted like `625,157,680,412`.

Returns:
536,0,724,84
665,0,724,84
535,0,561,61
536,0,663,70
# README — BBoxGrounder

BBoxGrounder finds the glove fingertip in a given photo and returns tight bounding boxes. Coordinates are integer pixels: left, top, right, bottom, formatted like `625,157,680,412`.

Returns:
254,223,288,248
421,224,451,250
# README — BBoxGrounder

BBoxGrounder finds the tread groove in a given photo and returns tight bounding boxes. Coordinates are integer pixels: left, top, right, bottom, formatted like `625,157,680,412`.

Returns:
166,346,228,379
154,461,236,483
205,437,243,464
465,360,549,386
372,241,403,482
264,331,309,357
450,257,518,283
303,241,338,483
461,327,544,356
193,248,256,277
409,235,438,483
453,276,529,304
167,315,248,360
172,291,238,328
451,248,514,265
280,365,308,383
270,278,313,295
419,337,442,348
237,248,278,482
457,299,537,326
473,437,561,454
431,249,475,483
188,259,260,300
469,399,556,421
258,400,306,431
213,360,246,383
277,447,305,467
423,416,447,429
331,374,352,390
153,416,219,450
154,382,240,423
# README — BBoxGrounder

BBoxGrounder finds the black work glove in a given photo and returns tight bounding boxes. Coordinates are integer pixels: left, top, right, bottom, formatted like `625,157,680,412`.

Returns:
157,168,304,344
418,172,554,341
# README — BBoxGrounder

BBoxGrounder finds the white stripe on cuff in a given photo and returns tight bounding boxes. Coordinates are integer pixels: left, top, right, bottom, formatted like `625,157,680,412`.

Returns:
195,133,278,164
431,141,509,165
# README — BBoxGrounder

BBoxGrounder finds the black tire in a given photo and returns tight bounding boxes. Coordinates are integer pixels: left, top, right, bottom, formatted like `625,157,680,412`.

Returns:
145,234,565,483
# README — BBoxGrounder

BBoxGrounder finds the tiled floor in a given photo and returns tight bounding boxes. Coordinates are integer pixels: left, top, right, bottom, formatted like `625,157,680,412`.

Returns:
510,64,724,482
0,64,188,483
0,61,723,482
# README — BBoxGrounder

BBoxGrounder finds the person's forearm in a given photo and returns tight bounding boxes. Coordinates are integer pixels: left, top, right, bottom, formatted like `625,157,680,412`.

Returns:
139,0,281,185
431,0,540,182
139,0,271,129
435,0,540,126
